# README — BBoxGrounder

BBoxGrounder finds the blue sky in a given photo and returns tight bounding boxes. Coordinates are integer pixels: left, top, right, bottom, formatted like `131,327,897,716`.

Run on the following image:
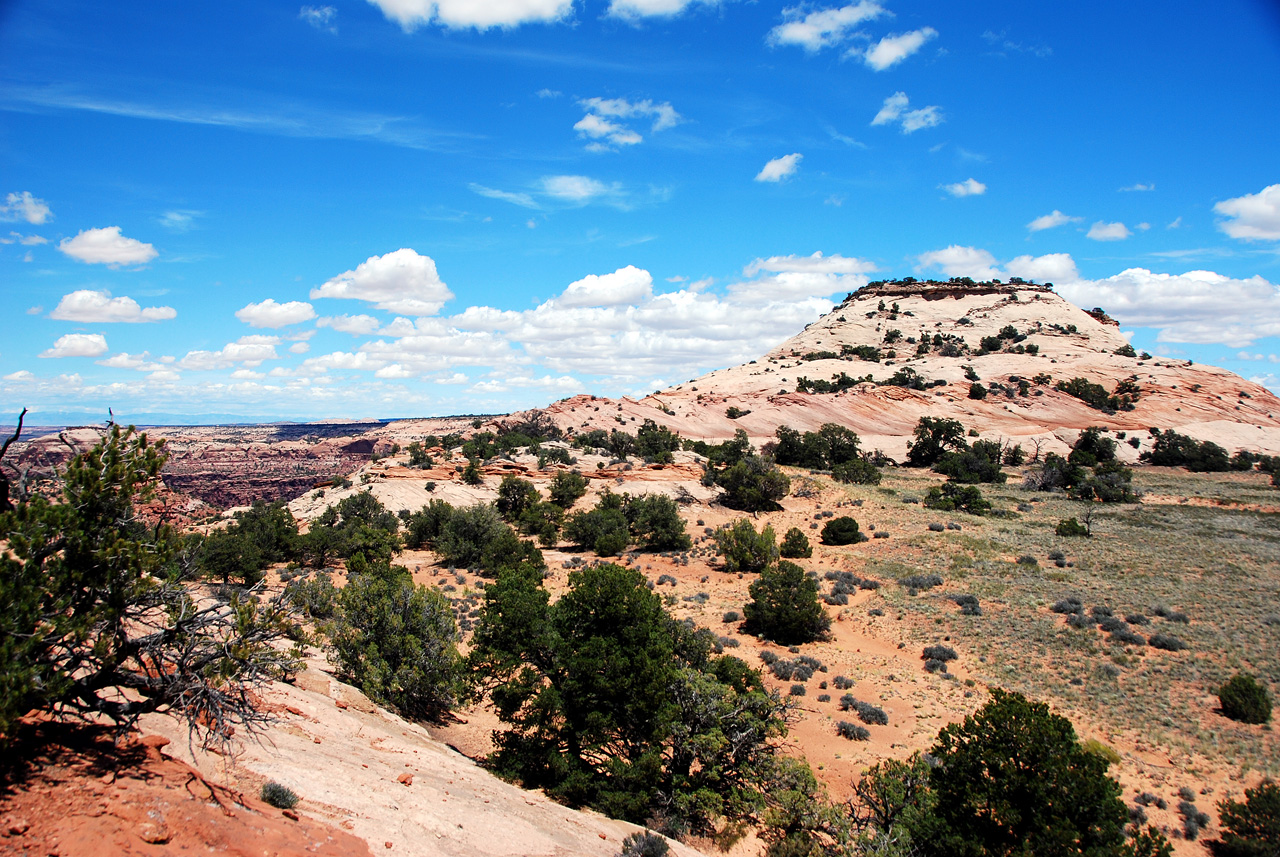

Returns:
2,0,1279,423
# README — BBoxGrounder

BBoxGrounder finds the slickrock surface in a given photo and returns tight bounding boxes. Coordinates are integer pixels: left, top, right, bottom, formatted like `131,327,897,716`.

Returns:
138,661,702,857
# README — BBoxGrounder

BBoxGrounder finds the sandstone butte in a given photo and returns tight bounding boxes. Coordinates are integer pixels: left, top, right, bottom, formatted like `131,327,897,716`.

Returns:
512,279,1280,460
3,278,1279,857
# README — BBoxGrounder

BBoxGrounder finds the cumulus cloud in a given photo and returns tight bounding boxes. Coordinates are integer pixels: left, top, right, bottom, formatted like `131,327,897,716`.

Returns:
317,314,383,335
870,92,942,133
942,178,986,197
734,252,875,302
365,0,574,31
1087,221,1132,241
1214,183,1280,241
558,266,654,308
96,352,167,372
311,248,454,315
58,226,158,266
767,2,885,52
1027,209,1081,232
755,153,803,182
300,5,337,31
1004,252,1079,283
49,290,177,323
915,245,1002,281
1057,268,1280,347
235,299,317,328
178,335,282,370
3,370,35,382
40,333,109,359
574,96,681,149
1,191,52,224
861,27,937,70
607,0,721,21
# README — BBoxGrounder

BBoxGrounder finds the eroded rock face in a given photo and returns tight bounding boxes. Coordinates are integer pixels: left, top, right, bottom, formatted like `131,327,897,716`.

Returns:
518,280,1280,458
1,423,386,511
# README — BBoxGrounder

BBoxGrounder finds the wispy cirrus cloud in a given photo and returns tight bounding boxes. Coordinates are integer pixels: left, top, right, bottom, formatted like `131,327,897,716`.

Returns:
1027,209,1082,232
2,84,480,152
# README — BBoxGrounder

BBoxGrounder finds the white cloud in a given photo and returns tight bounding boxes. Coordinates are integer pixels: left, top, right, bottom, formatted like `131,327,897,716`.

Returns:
96,352,167,371
915,245,1002,280
861,27,938,70
870,92,942,133
50,289,176,323
573,96,680,149
1004,252,1079,283
942,178,986,197
0,191,52,224
540,175,617,202
58,226,157,266
40,333,109,359
1027,210,1081,232
4,231,48,245
607,0,721,21
767,2,885,52
178,335,282,370
536,88,561,99
558,266,654,308
1214,184,1280,241
300,5,337,31
1087,221,1132,241
157,210,201,232
1057,267,1280,347
310,248,454,315
1119,182,1154,192
3,370,35,382
733,252,875,302
365,0,574,30
235,299,317,328
469,183,539,209
574,114,643,147
755,153,803,182
289,341,311,354
317,314,383,335
920,244,1280,347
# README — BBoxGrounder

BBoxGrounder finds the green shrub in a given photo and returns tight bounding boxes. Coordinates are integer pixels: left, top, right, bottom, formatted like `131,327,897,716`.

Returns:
1218,673,1273,724
404,499,455,550
261,782,299,809
904,417,967,467
714,455,791,512
778,527,812,559
820,516,866,545
565,495,631,556
332,562,461,720
1140,429,1231,471
831,458,882,485
968,382,988,400
923,483,991,515
1056,517,1090,537
1215,780,1280,857
436,503,510,568
497,475,540,522
285,573,338,619
624,494,691,551
548,470,589,509
909,689,1129,857
715,518,779,573
743,561,830,644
